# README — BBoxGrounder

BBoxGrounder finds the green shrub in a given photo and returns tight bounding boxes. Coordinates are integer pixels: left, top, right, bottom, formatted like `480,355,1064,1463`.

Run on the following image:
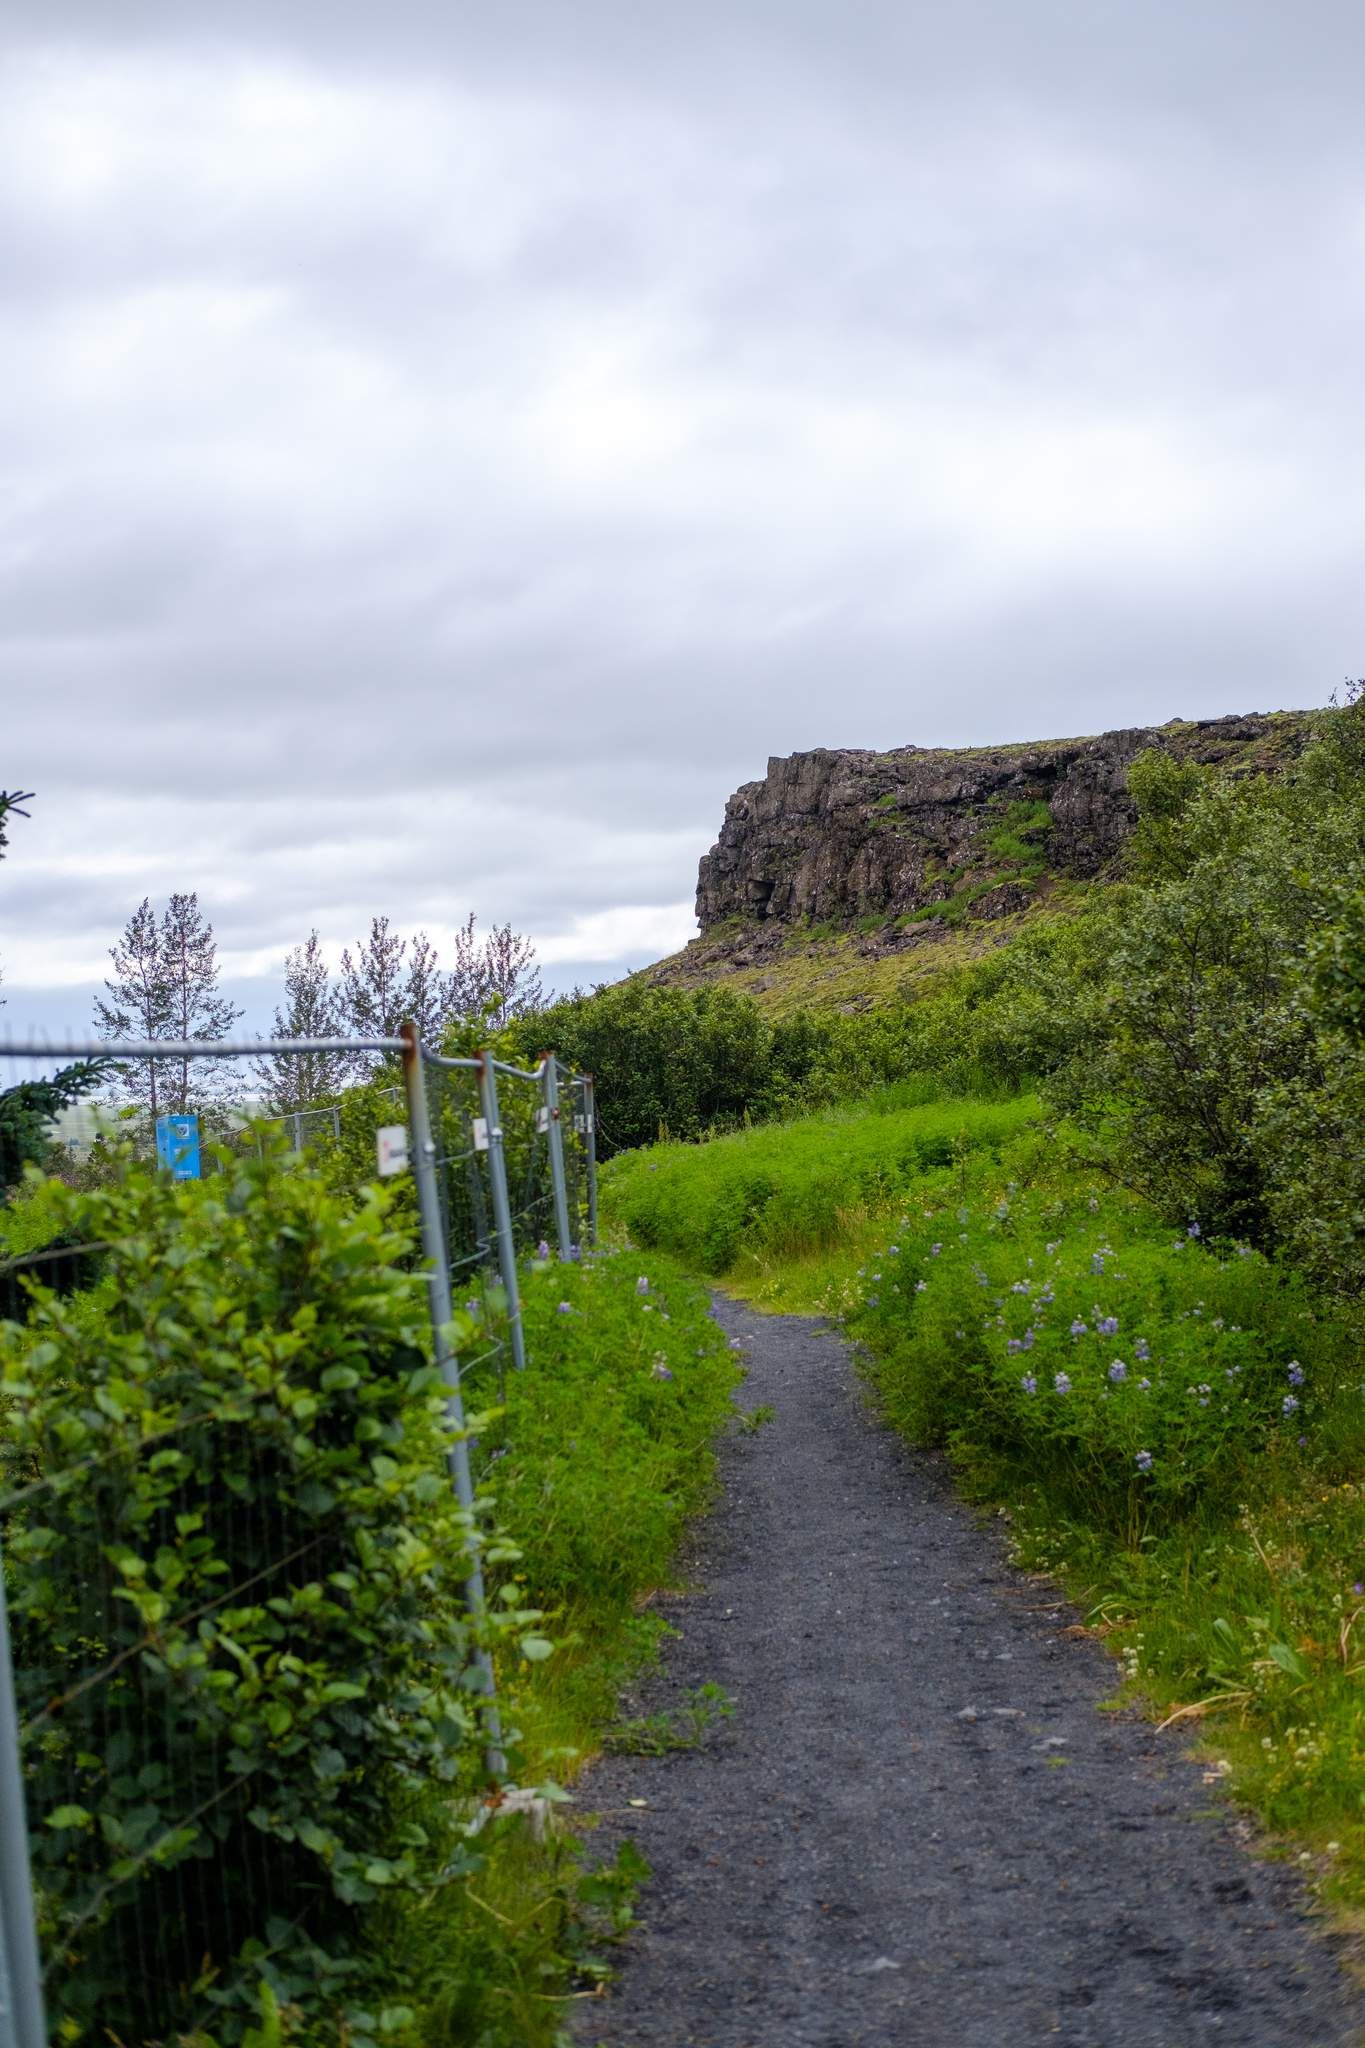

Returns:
849,1136,1353,1540
0,1152,512,2044
1045,704,1365,1264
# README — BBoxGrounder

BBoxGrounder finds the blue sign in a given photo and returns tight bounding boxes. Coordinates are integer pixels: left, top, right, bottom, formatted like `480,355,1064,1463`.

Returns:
155,1113,201,1180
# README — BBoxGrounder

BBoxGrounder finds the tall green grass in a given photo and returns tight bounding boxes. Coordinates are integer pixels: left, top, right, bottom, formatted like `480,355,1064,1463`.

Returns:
605,1087,1040,1274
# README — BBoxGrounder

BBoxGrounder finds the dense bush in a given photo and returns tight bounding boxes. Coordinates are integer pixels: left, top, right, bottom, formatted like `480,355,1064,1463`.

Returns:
0,1153,511,2044
1045,692,1365,1279
532,980,783,1150
847,1136,1354,1539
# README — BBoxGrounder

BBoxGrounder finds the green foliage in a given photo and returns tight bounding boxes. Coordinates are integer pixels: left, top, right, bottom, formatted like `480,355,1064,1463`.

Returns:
534,979,779,1151
501,1252,740,1615
0,1149,511,2043
0,1146,738,2045
982,797,1051,879
848,1134,1353,1540
0,1060,109,1194
1047,696,1365,1274
604,1091,1039,1274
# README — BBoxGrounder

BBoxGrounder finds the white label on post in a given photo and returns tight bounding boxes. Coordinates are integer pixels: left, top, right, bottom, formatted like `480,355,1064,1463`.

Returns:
536,1106,550,1133
471,1116,489,1152
376,1124,409,1177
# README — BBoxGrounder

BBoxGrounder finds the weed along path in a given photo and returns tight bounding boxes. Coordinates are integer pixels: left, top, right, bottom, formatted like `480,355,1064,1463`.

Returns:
574,1300,1361,2048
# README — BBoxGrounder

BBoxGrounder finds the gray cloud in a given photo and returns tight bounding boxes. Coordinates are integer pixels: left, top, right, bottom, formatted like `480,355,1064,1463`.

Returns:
2,1,1363,1036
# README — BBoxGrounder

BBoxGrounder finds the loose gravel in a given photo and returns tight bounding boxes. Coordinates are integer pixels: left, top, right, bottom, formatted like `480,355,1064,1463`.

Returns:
573,1298,1362,2048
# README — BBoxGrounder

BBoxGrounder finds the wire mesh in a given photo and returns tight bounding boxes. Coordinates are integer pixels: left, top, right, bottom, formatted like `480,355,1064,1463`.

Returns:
0,1205,465,2042
0,1028,596,2042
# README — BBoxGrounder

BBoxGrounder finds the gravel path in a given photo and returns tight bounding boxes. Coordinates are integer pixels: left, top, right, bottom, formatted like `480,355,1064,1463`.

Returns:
573,1298,1362,2048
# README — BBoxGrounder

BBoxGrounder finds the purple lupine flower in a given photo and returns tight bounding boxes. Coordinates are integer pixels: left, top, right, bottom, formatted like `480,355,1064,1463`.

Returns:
1287,1362,1305,1386
1070,1319,1087,1337
1007,1338,1022,1355
1187,1220,1201,1239
1134,1338,1150,1362
867,1296,880,1307
889,1244,901,1255
1021,1329,1036,1352
916,1279,928,1293
1135,1450,1153,1472
1108,1360,1127,1384
1138,1377,1151,1392
1054,1372,1071,1395
930,1243,942,1257
569,1244,581,1260
1091,1253,1106,1275
1020,1374,1037,1394
1098,1316,1119,1337
1282,1394,1300,1417
635,1276,650,1294
557,1301,573,1314
650,1362,675,1382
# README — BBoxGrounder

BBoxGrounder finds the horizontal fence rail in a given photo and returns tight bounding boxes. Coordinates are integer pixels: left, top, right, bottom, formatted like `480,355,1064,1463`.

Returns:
0,1024,596,2046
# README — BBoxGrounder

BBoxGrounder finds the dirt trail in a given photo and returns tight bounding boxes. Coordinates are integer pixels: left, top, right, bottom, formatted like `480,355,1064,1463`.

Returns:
574,1299,1361,2048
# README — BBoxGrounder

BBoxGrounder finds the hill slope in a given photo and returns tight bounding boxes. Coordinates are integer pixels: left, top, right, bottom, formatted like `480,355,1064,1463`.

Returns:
648,710,1309,1012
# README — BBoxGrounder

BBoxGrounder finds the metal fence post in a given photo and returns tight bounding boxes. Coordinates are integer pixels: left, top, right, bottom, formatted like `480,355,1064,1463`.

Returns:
582,1074,598,1249
541,1055,573,1260
475,1054,527,1374
0,1529,47,2048
399,1025,504,1778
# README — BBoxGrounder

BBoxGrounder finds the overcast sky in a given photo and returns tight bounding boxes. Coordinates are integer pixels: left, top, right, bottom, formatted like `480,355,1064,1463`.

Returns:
3,0,1363,1049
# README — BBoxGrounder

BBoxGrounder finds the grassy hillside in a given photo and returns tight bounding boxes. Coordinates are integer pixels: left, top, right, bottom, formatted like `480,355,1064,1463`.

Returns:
640,902,1060,1016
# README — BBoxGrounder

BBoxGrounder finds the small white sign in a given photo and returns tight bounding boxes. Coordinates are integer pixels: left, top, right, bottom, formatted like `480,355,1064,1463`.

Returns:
376,1124,409,1177
535,1106,550,1133
471,1116,489,1152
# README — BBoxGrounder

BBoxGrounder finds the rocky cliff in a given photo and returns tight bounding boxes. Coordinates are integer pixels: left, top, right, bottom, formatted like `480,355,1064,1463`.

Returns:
694,712,1309,935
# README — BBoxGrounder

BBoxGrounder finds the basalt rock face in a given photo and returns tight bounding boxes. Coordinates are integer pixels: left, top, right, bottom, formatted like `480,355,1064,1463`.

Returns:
695,713,1309,933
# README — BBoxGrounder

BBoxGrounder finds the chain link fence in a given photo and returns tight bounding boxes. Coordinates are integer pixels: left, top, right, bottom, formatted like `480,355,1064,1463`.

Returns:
0,1026,596,2047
